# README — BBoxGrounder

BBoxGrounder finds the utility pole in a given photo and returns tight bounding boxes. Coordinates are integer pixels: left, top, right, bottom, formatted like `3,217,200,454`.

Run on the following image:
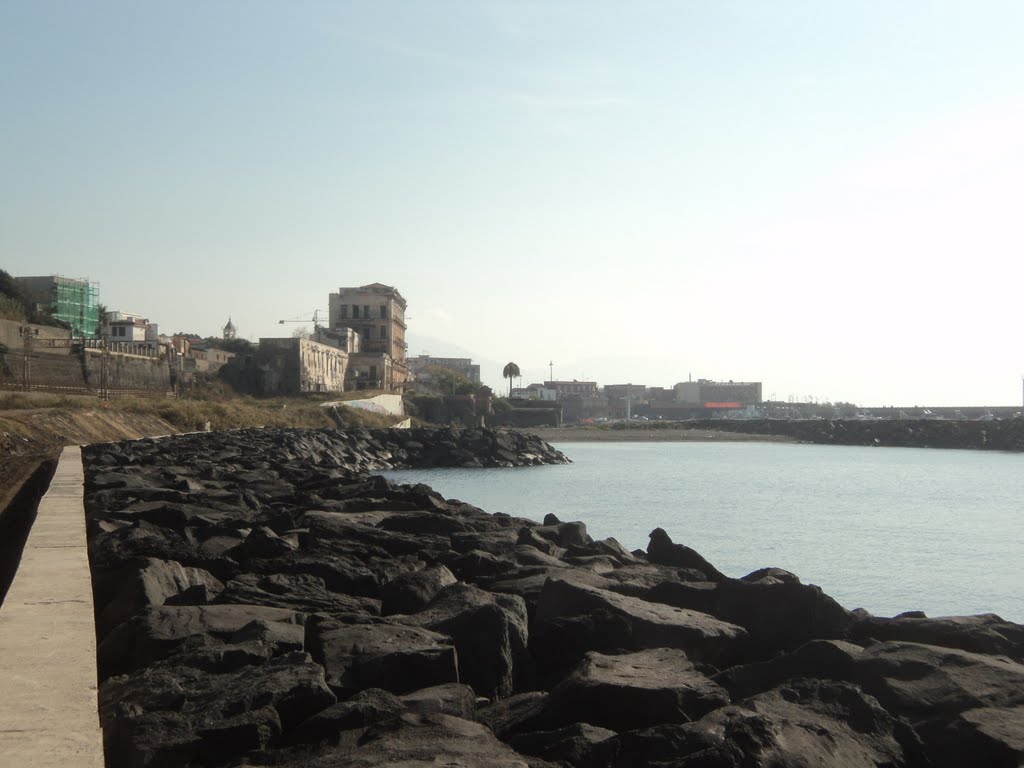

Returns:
100,335,110,401
20,326,35,391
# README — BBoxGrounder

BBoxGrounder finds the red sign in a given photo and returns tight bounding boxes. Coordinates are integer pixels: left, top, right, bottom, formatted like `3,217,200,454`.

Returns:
704,402,742,409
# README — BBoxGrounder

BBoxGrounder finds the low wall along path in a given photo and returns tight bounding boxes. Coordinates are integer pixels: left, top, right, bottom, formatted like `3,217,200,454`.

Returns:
0,445,104,768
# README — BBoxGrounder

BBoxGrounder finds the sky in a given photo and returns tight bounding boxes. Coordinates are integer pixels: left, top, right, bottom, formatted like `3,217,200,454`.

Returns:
3,1,1024,406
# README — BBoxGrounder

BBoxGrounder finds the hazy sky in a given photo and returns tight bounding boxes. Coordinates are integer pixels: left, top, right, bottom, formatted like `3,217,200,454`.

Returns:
3,2,1023,406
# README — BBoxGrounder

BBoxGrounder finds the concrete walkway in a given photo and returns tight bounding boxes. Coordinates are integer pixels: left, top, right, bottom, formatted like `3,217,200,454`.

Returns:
0,446,103,766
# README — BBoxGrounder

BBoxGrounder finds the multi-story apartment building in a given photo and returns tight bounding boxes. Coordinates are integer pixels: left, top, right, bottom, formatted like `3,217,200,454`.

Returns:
674,378,763,406
544,380,599,398
327,283,410,391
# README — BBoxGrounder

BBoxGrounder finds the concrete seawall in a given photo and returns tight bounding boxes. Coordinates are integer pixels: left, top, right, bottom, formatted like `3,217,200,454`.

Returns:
0,446,103,767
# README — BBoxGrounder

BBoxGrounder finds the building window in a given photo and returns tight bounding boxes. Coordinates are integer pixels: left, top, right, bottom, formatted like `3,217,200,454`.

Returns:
352,305,360,318
363,305,370,318
339,305,348,319
380,304,387,319
380,326,388,340
369,365,377,381
362,327,370,341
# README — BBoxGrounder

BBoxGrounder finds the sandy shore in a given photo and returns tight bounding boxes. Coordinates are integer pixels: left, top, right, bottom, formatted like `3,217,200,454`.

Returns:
523,426,797,443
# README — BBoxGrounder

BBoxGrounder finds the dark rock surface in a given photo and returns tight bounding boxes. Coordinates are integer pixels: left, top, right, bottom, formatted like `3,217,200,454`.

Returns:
541,648,729,731
82,426,1024,767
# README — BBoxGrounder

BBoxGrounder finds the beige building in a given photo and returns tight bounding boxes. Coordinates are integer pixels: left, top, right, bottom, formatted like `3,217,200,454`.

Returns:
327,283,410,391
675,379,763,405
257,337,348,395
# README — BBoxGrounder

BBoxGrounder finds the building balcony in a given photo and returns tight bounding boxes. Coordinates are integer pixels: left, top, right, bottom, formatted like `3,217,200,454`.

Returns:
360,341,390,354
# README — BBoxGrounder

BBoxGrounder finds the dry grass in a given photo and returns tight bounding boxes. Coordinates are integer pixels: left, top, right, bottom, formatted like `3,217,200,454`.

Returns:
0,392,95,410
115,396,399,432
0,390,402,432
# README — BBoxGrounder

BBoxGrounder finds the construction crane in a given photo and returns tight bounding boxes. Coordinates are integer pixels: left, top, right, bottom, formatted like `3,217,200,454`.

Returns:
278,310,324,331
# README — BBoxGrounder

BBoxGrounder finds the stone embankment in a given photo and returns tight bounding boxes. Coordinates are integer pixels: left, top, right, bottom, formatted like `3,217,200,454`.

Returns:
84,427,1024,767
680,417,1024,451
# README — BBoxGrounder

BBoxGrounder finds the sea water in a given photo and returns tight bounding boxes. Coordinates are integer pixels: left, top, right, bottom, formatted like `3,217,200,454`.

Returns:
378,441,1024,621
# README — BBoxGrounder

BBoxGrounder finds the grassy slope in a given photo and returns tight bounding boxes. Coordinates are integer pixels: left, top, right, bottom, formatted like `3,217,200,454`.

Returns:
0,391,400,453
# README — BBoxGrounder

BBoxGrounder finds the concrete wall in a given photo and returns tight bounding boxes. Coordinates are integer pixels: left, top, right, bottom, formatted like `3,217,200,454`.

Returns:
0,318,72,352
337,393,405,417
83,349,171,392
490,405,562,428
0,321,171,393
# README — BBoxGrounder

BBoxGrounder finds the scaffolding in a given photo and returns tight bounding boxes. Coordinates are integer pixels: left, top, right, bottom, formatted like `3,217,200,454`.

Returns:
50,277,99,337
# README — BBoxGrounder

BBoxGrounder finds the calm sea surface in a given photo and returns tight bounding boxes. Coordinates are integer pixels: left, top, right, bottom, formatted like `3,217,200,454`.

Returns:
379,441,1024,622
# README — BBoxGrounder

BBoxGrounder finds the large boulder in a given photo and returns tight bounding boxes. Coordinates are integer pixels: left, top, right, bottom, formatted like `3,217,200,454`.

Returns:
608,678,926,767
380,564,457,615
397,582,533,698
534,578,747,666
241,546,420,598
541,648,730,732
303,511,452,561
304,615,459,697
530,609,635,685
714,638,865,699
97,604,305,679
716,638,1024,768
94,557,224,638
849,613,1024,660
478,691,551,741
287,688,405,748
646,528,726,581
647,569,854,660
852,641,1024,767
508,722,616,768
399,682,478,720
215,572,381,617
100,651,336,768
289,712,540,767
941,705,1024,768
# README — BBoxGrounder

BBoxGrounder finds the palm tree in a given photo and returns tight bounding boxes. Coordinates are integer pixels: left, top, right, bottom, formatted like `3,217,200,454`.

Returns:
502,362,520,398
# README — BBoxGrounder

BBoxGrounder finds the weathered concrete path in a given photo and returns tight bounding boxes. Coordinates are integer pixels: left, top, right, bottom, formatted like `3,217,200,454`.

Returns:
0,446,103,767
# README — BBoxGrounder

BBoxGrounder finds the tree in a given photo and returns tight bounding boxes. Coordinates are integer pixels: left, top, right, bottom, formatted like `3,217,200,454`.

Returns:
419,365,479,396
203,337,257,355
95,303,108,338
502,361,520,398
0,269,28,322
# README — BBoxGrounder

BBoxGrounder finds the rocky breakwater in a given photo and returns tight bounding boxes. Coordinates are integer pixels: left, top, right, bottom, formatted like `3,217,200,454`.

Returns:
84,428,1024,767
687,417,1024,451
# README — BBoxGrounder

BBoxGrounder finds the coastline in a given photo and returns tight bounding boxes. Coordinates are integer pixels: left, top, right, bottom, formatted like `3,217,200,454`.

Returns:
76,426,1024,767
525,426,797,443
